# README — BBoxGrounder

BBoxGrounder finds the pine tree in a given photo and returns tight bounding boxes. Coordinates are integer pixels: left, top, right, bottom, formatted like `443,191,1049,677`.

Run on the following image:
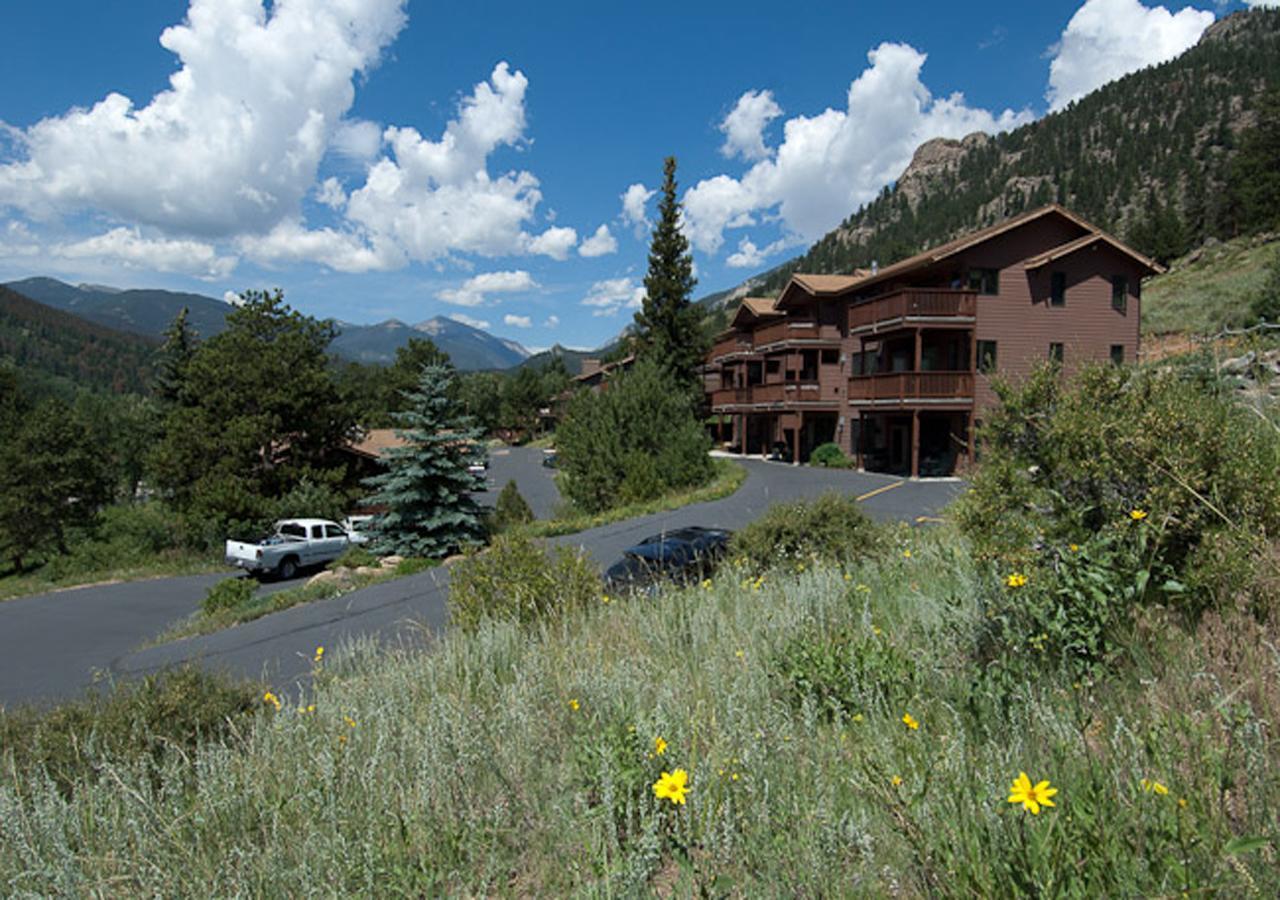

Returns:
493,480,534,531
363,364,487,558
154,307,197,405
634,156,706,393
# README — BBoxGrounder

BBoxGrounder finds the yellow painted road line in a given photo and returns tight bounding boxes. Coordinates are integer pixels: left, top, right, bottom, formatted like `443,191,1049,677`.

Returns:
855,480,905,502
915,515,945,524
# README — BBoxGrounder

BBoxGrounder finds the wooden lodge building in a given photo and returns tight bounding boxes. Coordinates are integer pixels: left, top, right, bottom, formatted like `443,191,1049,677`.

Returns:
703,205,1164,477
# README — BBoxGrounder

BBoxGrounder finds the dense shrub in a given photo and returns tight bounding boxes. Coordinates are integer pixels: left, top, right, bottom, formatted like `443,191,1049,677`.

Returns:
448,532,601,630
492,479,534,531
202,576,255,616
957,363,1280,613
773,627,918,721
329,545,379,570
730,494,884,573
957,363,1280,676
0,666,259,797
556,359,713,514
809,442,850,468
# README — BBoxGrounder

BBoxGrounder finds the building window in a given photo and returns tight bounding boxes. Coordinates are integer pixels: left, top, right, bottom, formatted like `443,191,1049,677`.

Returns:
1050,272,1067,307
1112,276,1128,314
967,268,999,295
1049,342,1064,364
821,349,838,365
1110,344,1125,365
977,340,998,374
765,359,780,375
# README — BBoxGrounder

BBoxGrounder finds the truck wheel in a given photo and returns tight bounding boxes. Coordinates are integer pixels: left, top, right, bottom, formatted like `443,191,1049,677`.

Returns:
278,556,299,580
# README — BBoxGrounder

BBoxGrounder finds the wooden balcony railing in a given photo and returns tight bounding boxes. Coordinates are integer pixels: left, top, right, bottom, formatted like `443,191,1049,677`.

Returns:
709,380,844,407
848,289,976,331
710,387,752,407
710,336,755,361
847,371,974,403
753,320,842,348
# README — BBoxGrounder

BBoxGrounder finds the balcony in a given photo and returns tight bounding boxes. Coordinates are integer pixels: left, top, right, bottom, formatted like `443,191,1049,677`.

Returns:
710,335,756,362
848,371,974,406
753,320,842,350
710,381,843,409
848,289,976,333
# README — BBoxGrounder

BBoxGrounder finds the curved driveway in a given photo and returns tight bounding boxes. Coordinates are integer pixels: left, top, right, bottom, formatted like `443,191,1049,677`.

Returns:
0,450,962,708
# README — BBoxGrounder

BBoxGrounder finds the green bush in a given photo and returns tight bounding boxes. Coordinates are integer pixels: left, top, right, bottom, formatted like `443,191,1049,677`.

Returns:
730,494,884,574
493,480,535,531
809,442,850,468
449,532,601,631
0,666,259,797
202,577,256,616
556,358,713,514
329,545,379,570
956,363,1280,617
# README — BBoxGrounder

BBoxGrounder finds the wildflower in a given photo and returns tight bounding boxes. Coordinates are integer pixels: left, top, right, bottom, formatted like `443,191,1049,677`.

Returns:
653,736,667,756
1130,509,1148,522
891,775,903,787
872,626,882,636
1178,798,1188,809
652,769,690,805
731,772,739,782
313,645,324,663
856,583,871,593
735,649,745,659
1006,572,1028,588
1141,779,1169,796
701,578,713,589
601,594,611,605
344,716,357,728
568,698,580,712
843,573,853,582
263,691,281,711
1007,772,1058,815
902,713,919,731
902,549,912,559
852,713,864,723
1069,543,1080,553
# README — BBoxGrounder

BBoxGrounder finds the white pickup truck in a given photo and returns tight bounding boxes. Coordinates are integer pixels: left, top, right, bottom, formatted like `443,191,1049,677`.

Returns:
225,518,354,580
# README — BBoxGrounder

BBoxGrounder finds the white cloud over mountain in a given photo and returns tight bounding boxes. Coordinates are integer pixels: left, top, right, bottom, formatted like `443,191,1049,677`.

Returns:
503,314,532,327
448,312,490,329
1046,0,1214,111
437,269,537,307
56,227,236,279
581,277,645,317
682,42,1032,256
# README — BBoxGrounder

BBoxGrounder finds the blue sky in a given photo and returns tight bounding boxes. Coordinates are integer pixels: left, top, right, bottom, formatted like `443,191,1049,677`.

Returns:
0,0,1265,351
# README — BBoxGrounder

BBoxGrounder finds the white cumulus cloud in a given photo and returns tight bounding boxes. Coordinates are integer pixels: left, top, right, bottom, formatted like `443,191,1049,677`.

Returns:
1046,0,1214,111
720,89,783,161
581,277,645,317
725,236,796,269
448,312,490,330
239,219,399,273
544,314,560,327
682,42,1032,255
620,183,655,236
524,225,578,260
55,227,236,279
437,269,536,307
0,0,408,237
503,313,532,328
578,224,618,257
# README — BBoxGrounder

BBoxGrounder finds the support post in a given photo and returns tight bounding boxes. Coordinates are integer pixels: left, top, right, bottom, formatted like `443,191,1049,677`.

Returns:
794,412,802,466
910,409,921,478
914,328,923,372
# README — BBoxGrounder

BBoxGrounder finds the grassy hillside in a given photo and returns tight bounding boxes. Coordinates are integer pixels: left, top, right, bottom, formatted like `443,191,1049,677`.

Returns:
0,285,157,395
1142,234,1280,336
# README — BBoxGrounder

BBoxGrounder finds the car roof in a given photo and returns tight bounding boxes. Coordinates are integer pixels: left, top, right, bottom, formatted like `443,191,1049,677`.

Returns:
276,518,341,529
636,527,729,545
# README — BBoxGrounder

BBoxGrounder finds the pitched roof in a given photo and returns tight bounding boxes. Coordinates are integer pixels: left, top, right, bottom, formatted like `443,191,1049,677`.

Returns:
782,204,1163,303
1023,231,1166,274
729,296,783,329
345,429,410,460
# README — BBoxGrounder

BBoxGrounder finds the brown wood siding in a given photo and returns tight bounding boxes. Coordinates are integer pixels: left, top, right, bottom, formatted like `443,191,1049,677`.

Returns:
959,217,1143,412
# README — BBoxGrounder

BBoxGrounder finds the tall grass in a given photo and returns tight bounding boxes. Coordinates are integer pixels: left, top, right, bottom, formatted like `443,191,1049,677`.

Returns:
2,529,1276,895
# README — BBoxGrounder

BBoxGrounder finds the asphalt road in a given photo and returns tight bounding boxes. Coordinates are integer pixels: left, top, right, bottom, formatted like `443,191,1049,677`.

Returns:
0,450,962,708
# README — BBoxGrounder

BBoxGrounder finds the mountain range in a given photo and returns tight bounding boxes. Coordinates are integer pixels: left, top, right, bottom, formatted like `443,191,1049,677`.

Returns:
2,277,531,370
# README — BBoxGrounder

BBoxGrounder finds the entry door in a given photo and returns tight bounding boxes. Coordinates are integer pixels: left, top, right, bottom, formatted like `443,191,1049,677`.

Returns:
890,423,909,473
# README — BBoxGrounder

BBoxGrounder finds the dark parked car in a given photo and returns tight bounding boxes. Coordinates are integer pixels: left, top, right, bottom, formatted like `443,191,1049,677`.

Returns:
767,441,793,463
604,527,732,590
542,450,558,468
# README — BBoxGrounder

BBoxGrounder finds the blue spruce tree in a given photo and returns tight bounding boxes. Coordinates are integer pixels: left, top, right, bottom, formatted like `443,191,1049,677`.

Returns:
363,364,487,557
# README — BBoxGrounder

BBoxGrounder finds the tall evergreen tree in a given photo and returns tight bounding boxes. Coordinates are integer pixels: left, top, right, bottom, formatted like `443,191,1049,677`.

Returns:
153,307,197,405
634,156,706,392
363,364,487,558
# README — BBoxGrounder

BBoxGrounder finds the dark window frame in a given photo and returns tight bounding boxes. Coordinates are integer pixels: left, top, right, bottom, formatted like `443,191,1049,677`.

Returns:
977,340,998,374
1049,342,1064,364
1110,344,1125,365
1111,275,1128,314
967,268,999,296
1050,272,1067,307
